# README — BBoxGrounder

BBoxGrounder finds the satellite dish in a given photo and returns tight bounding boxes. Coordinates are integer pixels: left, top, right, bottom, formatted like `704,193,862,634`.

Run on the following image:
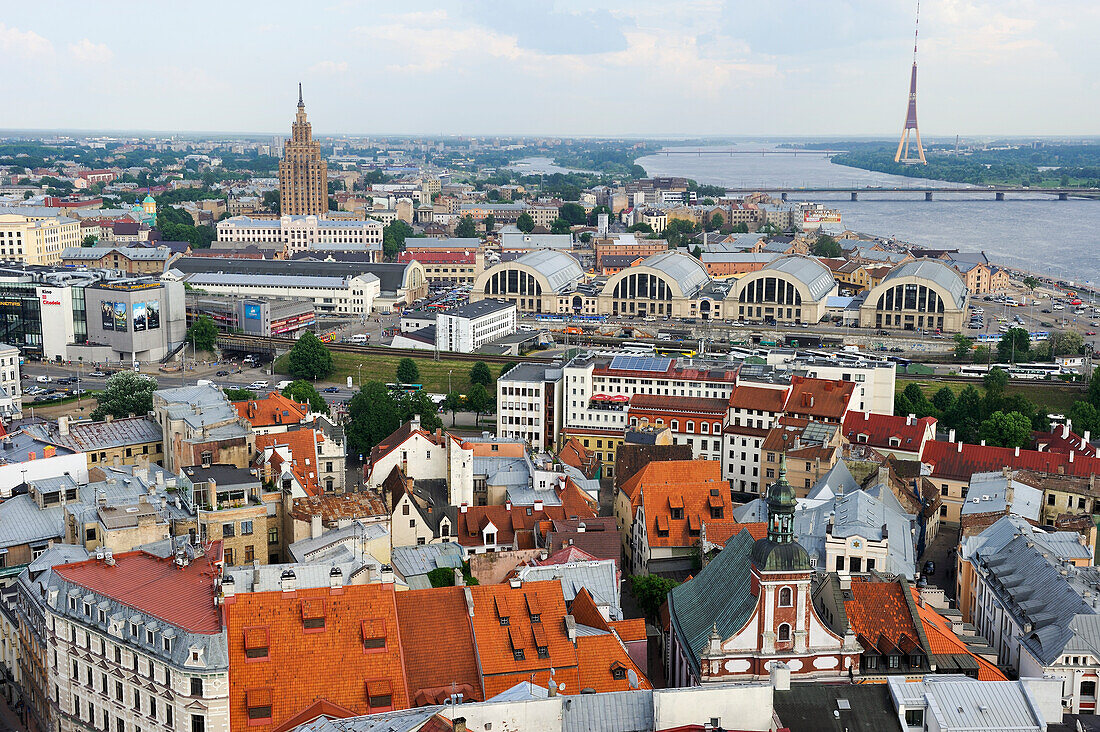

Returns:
627,669,639,690
558,682,566,691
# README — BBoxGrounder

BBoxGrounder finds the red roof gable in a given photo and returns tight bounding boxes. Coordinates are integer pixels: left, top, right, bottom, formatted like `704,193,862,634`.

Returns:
256,429,323,496
921,440,1100,481
784,376,855,421
843,411,935,453
632,460,731,549
233,391,309,428
53,548,222,634
728,384,788,412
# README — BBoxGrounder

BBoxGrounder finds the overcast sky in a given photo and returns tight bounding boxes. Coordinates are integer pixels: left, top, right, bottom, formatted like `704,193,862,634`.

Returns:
1,1,1096,138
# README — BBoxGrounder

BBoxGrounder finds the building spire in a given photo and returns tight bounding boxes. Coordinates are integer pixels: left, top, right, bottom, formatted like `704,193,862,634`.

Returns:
766,454,796,544
298,82,304,107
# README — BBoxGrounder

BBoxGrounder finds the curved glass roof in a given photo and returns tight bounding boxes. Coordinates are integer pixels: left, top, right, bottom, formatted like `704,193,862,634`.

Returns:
760,256,836,301
881,260,968,308
514,250,583,293
638,251,711,297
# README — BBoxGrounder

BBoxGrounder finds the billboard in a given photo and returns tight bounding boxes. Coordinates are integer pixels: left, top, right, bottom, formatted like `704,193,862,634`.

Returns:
101,301,115,331
244,303,261,320
146,300,160,330
132,302,147,332
113,302,127,332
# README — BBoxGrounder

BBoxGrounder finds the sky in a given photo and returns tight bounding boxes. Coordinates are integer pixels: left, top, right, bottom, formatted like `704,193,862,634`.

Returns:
1,0,1097,138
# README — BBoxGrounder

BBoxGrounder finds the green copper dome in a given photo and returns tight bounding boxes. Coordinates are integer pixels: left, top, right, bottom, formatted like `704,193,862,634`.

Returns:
751,455,810,572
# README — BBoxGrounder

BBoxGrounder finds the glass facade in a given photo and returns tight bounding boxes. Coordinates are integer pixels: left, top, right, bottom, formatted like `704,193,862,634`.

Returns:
71,286,87,344
0,282,42,356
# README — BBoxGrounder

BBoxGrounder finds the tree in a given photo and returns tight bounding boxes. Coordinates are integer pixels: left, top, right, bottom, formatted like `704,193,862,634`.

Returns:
286,332,334,380
186,315,217,352
483,213,496,233
283,380,329,414
469,361,492,387
983,367,1008,401
978,410,1033,448
663,218,699,248
1048,330,1084,357
81,234,98,247
706,212,724,232
1087,367,1100,409
559,202,587,226
465,383,492,423
382,220,414,260
92,372,158,421
901,382,931,417
442,391,464,427
730,222,749,234
223,388,257,402
953,333,974,360
946,385,984,443
396,358,420,385
549,217,572,235
627,222,653,234
397,390,442,432
1070,401,1100,436
692,245,703,259
346,382,400,458
262,190,280,214
973,344,992,364
811,234,842,258
931,387,957,415
427,567,456,588
500,362,517,377
455,215,478,238
997,328,1030,363
1023,275,1039,292
628,575,680,621
516,212,535,233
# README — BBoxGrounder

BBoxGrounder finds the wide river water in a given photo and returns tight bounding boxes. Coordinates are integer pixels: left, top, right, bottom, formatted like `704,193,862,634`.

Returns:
621,145,1100,283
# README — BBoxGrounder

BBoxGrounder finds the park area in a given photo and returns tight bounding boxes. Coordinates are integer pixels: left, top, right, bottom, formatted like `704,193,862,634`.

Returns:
273,350,508,394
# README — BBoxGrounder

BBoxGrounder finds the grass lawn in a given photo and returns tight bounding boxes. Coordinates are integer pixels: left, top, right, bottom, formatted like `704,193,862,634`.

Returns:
273,351,507,394
898,378,1084,415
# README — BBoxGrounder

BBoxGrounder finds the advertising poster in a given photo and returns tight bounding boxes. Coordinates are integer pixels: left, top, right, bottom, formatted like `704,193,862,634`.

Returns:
132,302,147,332
244,303,261,320
113,302,128,332
101,301,115,331
147,300,160,330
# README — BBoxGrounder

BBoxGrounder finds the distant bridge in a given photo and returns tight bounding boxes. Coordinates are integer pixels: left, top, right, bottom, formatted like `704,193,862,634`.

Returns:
718,186,1099,201
654,149,847,156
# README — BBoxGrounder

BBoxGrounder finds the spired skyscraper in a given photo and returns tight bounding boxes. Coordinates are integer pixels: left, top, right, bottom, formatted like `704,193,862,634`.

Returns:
279,84,328,215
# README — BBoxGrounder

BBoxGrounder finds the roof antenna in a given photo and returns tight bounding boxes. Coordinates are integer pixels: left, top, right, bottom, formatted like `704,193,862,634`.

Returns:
298,82,304,107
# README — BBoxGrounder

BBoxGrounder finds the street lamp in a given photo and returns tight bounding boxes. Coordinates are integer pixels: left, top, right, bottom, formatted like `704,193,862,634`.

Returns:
448,370,453,393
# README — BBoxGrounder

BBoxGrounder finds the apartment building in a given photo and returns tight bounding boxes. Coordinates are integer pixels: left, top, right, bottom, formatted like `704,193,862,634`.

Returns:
496,363,564,452
435,299,517,353
0,342,22,421
0,213,81,265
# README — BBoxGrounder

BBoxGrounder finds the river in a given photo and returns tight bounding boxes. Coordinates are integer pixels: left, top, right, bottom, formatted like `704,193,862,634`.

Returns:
627,144,1100,284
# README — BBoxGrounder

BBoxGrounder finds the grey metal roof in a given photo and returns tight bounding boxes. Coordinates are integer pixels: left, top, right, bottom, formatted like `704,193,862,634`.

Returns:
0,494,66,549
24,416,162,453
440,298,515,320
498,362,562,384
887,676,1046,731
184,272,375,289
759,256,836,301
805,461,861,500
880,259,968,308
515,559,621,618
636,251,711,297
61,246,173,261
501,232,573,250
513,249,583,293
563,690,654,732
390,542,464,580
960,471,1042,521
286,521,389,563
173,257,412,294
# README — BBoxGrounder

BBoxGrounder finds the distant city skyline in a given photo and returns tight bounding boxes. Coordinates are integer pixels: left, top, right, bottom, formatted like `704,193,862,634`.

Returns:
1,0,1096,137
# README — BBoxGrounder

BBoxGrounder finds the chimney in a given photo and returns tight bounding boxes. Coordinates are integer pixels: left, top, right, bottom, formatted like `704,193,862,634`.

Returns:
907,413,915,426
957,442,963,453
58,416,69,436
252,559,260,585
577,522,586,534
460,502,468,514
534,499,543,511
453,718,467,732
105,414,113,423
980,440,985,447
1086,430,1092,445
564,614,577,644
1070,451,1075,463
454,567,465,587
410,413,420,429
770,661,791,692
221,574,235,597
1014,446,1020,457
464,586,475,617
509,577,522,589
329,566,343,589
864,410,870,421
1063,422,1071,439
505,501,512,512
948,428,956,443
311,514,323,539
839,574,851,591
280,569,297,592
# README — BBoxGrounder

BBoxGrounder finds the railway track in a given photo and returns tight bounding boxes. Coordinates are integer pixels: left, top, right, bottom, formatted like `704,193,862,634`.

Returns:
216,333,555,366
900,374,1087,390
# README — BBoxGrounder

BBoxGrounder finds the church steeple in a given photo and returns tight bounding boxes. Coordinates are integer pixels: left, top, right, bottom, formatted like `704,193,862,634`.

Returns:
766,455,796,544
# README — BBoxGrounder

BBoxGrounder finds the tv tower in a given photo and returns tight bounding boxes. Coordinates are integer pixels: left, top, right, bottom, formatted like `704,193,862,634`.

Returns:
894,1,927,164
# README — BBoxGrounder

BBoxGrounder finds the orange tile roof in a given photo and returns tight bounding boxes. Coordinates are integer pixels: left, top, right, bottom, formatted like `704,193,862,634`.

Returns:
701,520,768,546
609,618,647,644
843,578,920,655
632,460,731,548
469,580,582,698
559,438,599,478
728,384,788,413
395,587,483,705
233,391,309,428
569,588,611,632
910,588,1007,681
53,549,222,634
843,412,935,453
224,583,409,729
256,428,323,496
456,481,597,549
784,376,855,421
576,632,652,693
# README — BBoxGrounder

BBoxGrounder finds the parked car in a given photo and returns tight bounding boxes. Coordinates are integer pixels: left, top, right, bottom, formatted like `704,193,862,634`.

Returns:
36,375,50,383
321,386,340,393
89,371,107,377
216,370,230,377
247,381,269,390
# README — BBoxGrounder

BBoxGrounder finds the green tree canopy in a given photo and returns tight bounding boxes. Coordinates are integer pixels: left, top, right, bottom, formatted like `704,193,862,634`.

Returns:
627,222,653,234
81,234,98,247
282,380,329,414
262,190,280,213
223,388,257,402
186,315,217,352
483,213,496,233
997,328,1030,363
286,332,334,380
92,372,158,421
1047,330,1084,357
978,410,1033,448
465,383,492,423
946,385,984,443
931,386,956,415
1070,401,1100,436
516,212,535,233
442,391,464,427
469,361,492,387
706,211,724,232
346,382,400,458
559,202,587,226
549,218,572,235
953,334,974,360
1087,367,1100,409
396,358,421,385
628,575,680,621
811,234,842,258
1023,275,1039,291
382,220,414,260
455,215,478,238
663,218,698,248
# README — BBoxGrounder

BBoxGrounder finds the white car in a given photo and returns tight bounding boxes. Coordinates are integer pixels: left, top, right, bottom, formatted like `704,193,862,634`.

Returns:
248,381,269,390
36,375,50,383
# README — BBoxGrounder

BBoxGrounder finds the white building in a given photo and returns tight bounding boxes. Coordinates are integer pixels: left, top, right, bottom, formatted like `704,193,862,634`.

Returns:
435,299,516,353
0,343,22,422
215,214,383,258
167,270,381,316
762,350,896,415
496,363,564,452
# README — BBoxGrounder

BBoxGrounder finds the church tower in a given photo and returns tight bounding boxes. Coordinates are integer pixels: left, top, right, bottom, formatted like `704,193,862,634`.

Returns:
279,84,328,216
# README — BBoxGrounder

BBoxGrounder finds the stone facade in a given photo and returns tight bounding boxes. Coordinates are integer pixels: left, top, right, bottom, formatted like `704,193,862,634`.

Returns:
278,86,328,216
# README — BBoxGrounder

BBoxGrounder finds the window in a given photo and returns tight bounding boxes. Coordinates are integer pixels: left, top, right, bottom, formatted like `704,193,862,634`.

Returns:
190,678,203,698
241,521,253,535
224,548,234,566
904,709,924,727
115,681,123,701
777,624,791,642
222,523,235,538
513,648,525,661
244,628,269,659
166,706,173,727
537,645,549,659
864,655,878,669
670,507,683,521
200,451,212,468
939,505,947,517
118,719,125,732
367,680,393,710
611,665,626,680
778,587,792,607
1082,680,1097,698
246,690,273,722
910,654,922,668
191,715,205,732
244,545,255,563
268,527,278,545
888,655,900,669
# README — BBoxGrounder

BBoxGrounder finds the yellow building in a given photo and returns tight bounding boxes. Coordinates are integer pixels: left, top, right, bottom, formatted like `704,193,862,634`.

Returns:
279,84,328,216
0,212,80,265
24,415,164,471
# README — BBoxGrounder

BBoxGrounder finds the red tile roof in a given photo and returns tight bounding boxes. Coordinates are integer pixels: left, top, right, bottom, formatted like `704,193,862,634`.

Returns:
842,412,935,453
784,376,855,422
1032,424,1099,457
559,438,599,479
921,440,1100,481
629,460,731,549
728,384,788,412
569,588,611,632
456,481,597,549
224,583,409,729
395,587,483,705
576,632,652,693
233,391,309,428
53,548,222,634
910,588,1007,681
544,517,621,568
700,520,768,546
843,578,920,656
610,618,647,643
256,429,323,496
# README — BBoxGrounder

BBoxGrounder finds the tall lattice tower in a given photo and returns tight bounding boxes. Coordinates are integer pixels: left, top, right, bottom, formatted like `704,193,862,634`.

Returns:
894,2,927,164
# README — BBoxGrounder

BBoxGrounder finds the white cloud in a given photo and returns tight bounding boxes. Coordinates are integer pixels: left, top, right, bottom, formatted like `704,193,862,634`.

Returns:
309,60,348,74
68,39,114,65
0,23,53,58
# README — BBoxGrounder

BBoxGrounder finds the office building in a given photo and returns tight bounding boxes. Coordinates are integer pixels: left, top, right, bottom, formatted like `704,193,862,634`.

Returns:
435,299,517,353
0,212,81,265
279,85,328,216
